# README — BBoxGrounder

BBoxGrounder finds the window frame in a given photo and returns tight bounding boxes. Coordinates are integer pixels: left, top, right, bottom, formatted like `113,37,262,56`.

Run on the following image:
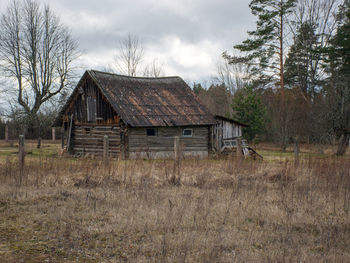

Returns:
182,128,193,137
146,128,157,137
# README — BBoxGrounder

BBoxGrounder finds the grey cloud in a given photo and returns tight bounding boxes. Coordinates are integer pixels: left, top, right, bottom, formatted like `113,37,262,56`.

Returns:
1,0,254,81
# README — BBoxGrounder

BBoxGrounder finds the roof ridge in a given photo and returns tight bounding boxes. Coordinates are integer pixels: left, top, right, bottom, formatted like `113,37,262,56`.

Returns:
88,69,181,80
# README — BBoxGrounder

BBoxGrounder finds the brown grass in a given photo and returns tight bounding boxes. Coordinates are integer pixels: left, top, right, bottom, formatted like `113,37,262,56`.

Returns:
1,145,350,262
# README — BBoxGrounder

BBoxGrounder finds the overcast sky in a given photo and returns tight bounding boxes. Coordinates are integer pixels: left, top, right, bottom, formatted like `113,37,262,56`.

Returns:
1,0,255,84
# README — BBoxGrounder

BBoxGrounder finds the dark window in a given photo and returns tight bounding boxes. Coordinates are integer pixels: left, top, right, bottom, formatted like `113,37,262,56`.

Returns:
146,128,157,136
183,129,193,137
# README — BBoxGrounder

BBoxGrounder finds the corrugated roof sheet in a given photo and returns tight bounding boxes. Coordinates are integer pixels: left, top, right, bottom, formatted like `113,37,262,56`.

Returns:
56,70,216,127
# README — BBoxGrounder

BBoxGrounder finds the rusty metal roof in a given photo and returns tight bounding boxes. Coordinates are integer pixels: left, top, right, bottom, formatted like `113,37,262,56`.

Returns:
56,70,216,127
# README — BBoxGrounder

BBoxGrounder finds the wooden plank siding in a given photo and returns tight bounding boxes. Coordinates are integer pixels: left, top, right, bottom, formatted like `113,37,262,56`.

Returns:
70,74,118,125
71,125,121,157
222,119,242,139
128,126,209,158
212,118,243,152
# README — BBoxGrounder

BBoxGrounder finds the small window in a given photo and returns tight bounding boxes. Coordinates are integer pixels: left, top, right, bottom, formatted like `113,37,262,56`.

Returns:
146,128,157,136
183,129,193,137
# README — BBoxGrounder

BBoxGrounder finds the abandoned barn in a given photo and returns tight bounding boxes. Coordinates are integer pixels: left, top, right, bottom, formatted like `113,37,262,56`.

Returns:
54,70,220,158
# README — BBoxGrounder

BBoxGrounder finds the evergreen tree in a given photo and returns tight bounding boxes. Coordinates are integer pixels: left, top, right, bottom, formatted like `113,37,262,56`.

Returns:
324,0,350,155
232,86,267,141
224,0,297,149
193,83,205,94
284,22,319,99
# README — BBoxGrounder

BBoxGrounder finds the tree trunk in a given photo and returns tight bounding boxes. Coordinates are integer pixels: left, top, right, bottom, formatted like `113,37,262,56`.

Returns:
336,133,349,156
30,113,41,149
279,5,286,152
294,136,299,168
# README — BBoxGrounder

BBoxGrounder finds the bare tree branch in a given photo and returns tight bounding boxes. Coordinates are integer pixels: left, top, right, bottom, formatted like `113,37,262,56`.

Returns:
112,33,144,76
143,58,165,78
0,0,79,118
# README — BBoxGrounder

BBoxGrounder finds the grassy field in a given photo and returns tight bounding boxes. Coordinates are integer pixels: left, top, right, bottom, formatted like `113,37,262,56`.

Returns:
1,141,350,262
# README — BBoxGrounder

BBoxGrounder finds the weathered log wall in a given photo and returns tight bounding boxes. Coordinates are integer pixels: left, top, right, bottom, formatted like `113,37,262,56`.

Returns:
72,125,121,157
128,126,209,159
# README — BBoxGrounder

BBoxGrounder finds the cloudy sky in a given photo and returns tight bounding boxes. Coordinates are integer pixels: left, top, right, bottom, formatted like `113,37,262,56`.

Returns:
1,0,255,84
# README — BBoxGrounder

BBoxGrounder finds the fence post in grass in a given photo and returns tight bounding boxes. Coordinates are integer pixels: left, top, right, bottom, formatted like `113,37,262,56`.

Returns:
294,136,299,168
5,124,9,142
174,136,180,163
103,135,109,165
18,135,25,174
37,137,41,149
173,136,180,180
60,128,65,149
236,138,242,171
52,127,56,141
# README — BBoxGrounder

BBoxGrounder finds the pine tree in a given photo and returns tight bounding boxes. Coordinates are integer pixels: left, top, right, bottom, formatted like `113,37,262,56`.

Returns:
232,86,267,141
325,0,350,155
284,22,319,99
224,0,296,149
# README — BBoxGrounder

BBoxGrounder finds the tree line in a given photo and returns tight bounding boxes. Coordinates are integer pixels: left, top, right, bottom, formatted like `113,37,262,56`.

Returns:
195,0,349,155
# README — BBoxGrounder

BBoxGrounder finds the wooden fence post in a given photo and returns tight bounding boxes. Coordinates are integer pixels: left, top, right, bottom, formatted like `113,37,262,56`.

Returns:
174,136,180,163
37,137,41,149
173,136,181,181
236,138,242,171
52,127,56,141
18,135,25,173
294,136,299,168
5,124,9,142
236,139,241,158
60,127,65,149
103,135,109,164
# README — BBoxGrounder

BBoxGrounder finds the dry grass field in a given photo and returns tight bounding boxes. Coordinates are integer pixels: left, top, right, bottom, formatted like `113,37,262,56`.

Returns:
1,141,350,262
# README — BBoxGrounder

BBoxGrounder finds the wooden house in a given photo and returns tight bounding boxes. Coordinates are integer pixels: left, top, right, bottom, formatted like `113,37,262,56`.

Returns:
54,70,217,159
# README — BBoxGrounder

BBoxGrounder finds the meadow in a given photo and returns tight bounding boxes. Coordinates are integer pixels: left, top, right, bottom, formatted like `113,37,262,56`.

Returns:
0,141,350,262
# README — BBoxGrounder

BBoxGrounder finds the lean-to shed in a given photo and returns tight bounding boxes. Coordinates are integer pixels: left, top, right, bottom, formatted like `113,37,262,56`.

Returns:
54,70,217,158
212,115,249,152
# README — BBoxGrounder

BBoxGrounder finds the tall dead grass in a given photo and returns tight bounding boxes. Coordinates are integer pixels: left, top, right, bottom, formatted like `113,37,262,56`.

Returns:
0,154,350,262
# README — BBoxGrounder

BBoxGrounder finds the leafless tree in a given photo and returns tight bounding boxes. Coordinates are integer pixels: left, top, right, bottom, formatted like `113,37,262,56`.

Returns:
143,58,165,78
0,0,79,134
112,33,144,76
291,0,339,38
213,57,251,94
288,0,340,84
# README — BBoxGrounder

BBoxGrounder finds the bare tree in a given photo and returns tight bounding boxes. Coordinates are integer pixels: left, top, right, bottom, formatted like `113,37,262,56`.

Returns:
287,0,340,90
0,0,79,138
213,57,251,94
143,58,165,78
112,33,144,76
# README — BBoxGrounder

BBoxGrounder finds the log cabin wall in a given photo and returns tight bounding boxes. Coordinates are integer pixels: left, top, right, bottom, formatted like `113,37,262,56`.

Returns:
62,75,123,157
72,125,120,157
128,126,209,159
